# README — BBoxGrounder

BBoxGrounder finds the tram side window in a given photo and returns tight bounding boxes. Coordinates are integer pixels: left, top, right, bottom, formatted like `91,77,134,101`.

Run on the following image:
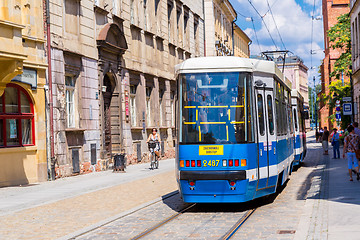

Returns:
289,107,294,134
257,94,265,136
275,99,280,135
294,108,298,131
267,95,274,135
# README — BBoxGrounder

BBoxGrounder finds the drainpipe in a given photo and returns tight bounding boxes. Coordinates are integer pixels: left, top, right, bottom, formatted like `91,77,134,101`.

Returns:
203,0,206,56
232,15,237,56
46,0,56,180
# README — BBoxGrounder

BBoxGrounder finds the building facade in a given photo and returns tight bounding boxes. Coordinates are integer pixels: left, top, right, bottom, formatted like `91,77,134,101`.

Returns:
233,24,251,58
48,0,204,176
276,56,310,129
320,0,350,129
121,0,205,163
204,0,236,56
0,0,48,186
351,0,360,123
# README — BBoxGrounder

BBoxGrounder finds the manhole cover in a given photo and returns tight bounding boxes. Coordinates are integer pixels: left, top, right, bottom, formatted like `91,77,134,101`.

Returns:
277,230,296,234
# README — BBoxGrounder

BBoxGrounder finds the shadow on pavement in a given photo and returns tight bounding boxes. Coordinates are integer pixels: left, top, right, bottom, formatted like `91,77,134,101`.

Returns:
161,183,288,214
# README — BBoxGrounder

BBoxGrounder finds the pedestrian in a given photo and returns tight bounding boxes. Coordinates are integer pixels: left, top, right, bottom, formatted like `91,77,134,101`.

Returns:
343,125,360,181
331,128,340,159
316,130,320,142
322,126,329,155
353,122,360,137
319,128,324,143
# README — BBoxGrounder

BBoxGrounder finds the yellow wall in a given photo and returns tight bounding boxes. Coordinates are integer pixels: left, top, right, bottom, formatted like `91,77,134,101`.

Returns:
0,0,47,187
234,26,251,58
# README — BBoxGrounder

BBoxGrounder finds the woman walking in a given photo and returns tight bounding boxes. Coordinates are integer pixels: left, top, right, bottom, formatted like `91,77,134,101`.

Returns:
343,125,360,181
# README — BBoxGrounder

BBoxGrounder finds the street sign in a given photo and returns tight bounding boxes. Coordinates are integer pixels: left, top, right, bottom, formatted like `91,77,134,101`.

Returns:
343,103,352,115
335,106,341,112
343,97,352,102
336,100,341,104
336,113,342,120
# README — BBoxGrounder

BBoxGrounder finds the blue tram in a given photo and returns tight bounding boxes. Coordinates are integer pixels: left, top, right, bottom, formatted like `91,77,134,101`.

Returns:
175,57,295,203
291,90,307,166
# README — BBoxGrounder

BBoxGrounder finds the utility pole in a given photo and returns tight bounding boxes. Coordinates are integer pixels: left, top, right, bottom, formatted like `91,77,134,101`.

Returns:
313,76,318,131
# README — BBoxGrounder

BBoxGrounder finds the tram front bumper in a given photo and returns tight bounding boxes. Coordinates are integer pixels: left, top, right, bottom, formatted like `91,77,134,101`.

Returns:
180,170,246,181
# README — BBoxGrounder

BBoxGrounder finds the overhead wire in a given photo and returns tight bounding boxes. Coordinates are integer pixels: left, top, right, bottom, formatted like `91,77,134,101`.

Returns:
251,18,262,53
247,0,279,50
262,0,280,18
266,0,286,50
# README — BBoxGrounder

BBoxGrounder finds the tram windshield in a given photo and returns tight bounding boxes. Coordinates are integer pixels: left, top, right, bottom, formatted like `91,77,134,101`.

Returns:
179,72,254,144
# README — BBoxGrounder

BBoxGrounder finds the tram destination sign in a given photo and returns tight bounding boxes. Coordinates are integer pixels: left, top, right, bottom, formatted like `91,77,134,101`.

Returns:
199,145,224,155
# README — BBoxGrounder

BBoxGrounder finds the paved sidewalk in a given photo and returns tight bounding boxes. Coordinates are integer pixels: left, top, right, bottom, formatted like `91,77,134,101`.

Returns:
0,158,175,216
295,139,360,240
0,159,178,240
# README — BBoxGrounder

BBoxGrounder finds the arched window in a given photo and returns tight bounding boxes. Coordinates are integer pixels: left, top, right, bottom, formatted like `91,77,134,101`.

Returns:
0,84,35,147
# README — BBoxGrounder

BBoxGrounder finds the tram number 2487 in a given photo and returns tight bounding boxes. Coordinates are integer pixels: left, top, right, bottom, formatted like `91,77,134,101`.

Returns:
203,160,220,167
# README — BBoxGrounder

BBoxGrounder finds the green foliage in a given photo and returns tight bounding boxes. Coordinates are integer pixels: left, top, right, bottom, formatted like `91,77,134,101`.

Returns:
322,80,351,108
323,13,352,130
327,13,352,78
322,80,351,129
308,84,322,120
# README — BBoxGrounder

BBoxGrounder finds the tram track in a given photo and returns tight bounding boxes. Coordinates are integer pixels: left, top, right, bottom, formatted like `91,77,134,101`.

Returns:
71,191,259,240
130,203,256,240
130,203,197,240
220,208,256,240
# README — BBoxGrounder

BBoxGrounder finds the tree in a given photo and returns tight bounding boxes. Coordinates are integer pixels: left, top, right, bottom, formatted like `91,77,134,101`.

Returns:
322,80,351,129
327,13,352,78
322,13,352,129
308,84,322,122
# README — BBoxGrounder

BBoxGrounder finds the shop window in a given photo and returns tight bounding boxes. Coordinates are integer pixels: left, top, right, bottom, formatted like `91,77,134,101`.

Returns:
0,84,34,147
65,76,76,128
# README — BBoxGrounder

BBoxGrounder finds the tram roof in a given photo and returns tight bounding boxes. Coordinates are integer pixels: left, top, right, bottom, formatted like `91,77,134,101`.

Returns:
175,56,285,80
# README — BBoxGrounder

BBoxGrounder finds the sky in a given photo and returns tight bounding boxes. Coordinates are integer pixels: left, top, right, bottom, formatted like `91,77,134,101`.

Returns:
229,0,324,87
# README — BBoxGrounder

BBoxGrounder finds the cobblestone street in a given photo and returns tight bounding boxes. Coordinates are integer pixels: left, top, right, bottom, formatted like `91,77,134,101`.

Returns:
2,132,360,239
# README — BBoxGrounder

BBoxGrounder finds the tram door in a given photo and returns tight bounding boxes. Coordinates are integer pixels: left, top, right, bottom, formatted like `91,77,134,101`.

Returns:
256,89,276,190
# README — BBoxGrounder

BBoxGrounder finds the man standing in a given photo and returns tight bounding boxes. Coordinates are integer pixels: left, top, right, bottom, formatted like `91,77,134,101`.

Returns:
331,128,340,159
322,126,330,155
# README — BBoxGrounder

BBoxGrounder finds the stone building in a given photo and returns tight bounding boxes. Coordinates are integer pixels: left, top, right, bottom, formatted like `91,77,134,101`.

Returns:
49,0,106,176
121,0,205,163
204,0,236,56
319,0,350,129
48,0,204,176
0,0,47,186
351,0,360,123
275,56,310,129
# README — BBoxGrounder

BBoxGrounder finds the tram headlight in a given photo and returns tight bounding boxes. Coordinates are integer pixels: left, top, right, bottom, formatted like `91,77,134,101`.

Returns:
222,159,227,167
241,159,247,167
